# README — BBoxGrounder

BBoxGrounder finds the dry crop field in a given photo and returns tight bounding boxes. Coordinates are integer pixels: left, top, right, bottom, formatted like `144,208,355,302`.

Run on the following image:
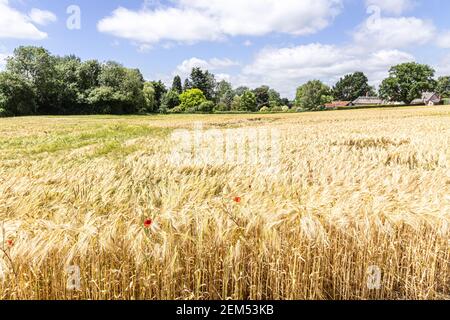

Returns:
0,106,449,300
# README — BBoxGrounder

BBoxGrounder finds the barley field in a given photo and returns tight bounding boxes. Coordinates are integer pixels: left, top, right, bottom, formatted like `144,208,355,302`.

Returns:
0,106,449,300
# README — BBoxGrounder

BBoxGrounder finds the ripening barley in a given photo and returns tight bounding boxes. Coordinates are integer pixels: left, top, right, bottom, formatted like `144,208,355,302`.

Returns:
0,107,449,300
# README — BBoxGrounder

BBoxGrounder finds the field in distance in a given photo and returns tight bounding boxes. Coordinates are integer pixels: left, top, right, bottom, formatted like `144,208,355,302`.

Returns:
0,106,449,300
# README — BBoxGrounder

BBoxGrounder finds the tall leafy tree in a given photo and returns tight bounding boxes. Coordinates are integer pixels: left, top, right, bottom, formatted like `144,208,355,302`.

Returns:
295,80,333,110
179,88,207,112
172,75,183,94
215,80,234,110
150,80,167,111
77,60,101,92
379,62,436,104
6,46,58,114
253,85,270,109
161,90,181,111
54,55,82,114
190,67,216,101
231,95,242,111
183,78,192,92
333,72,375,101
436,76,450,97
240,90,258,112
268,88,282,108
142,82,157,113
234,86,249,96
0,72,36,116
89,61,145,114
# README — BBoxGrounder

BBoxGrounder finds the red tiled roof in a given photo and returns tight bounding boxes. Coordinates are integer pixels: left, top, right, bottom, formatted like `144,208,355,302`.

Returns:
325,101,351,108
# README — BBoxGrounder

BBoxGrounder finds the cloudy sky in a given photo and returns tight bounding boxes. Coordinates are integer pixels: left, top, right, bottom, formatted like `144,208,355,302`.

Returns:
1,0,450,97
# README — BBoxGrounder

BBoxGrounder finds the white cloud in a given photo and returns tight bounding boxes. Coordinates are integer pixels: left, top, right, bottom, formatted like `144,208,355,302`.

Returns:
436,31,450,49
238,44,414,97
174,57,239,78
98,7,222,45
98,0,343,45
353,16,435,49
28,8,57,26
365,0,415,15
0,0,55,40
435,54,450,76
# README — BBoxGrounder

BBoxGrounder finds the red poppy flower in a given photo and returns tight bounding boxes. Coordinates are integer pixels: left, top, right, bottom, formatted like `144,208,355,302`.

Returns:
6,239,14,247
233,197,242,203
144,219,153,228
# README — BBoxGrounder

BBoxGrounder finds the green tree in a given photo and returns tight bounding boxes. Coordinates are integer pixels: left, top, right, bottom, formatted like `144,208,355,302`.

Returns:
215,80,234,110
161,90,181,111
253,85,270,109
142,82,157,113
295,80,333,110
54,55,82,114
234,86,249,96
240,90,258,112
436,76,450,97
183,78,192,92
91,62,145,114
231,95,242,111
190,67,216,100
333,72,375,101
77,60,101,91
0,72,37,116
379,62,436,104
268,88,282,108
179,89,207,112
172,75,183,94
150,80,167,111
6,46,58,114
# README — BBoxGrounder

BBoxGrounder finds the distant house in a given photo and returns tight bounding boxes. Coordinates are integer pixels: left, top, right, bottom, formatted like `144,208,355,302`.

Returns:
411,92,441,106
351,96,385,106
324,101,351,109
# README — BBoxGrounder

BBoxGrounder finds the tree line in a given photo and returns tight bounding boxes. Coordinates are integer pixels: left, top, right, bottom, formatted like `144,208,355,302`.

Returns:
1,46,449,117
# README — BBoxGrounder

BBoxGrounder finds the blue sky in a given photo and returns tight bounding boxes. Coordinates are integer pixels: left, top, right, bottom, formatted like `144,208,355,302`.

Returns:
1,0,450,97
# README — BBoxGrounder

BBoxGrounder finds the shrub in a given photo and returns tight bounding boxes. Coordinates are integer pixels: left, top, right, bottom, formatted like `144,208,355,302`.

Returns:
271,106,283,112
197,101,215,113
179,89,207,112
282,105,290,112
0,108,10,117
259,106,270,113
167,106,183,114
214,102,228,112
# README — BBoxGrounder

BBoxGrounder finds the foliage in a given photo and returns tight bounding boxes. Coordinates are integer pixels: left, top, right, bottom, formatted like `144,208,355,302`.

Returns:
161,90,181,111
333,72,375,101
179,88,207,111
379,63,436,104
436,76,450,97
253,85,270,109
240,90,258,112
259,106,270,113
142,82,157,113
187,100,215,113
190,67,216,101
295,80,333,110
215,80,234,110
268,89,282,108
172,75,183,94
149,80,167,112
231,95,242,111
0,71,36,116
